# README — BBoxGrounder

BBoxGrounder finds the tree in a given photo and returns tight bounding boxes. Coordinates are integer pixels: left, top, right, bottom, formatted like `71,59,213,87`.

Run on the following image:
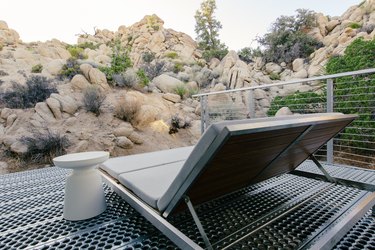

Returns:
195,0,228,61
257,9,322,64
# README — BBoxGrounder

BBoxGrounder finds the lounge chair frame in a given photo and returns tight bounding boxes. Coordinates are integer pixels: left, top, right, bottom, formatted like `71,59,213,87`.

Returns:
100,113,357,249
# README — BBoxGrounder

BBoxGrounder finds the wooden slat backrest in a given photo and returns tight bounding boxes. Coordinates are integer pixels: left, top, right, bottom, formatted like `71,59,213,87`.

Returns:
184,115,356,207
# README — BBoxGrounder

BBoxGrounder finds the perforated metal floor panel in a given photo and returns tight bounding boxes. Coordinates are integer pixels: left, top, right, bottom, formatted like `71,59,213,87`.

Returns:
0,162,374,249
334,210,375,249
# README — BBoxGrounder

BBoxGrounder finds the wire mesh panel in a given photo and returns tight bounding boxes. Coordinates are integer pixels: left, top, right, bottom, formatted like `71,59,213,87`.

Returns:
195,69,375,169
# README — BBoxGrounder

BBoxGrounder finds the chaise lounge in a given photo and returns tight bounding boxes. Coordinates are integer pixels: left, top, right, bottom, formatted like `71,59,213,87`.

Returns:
99,113,358,249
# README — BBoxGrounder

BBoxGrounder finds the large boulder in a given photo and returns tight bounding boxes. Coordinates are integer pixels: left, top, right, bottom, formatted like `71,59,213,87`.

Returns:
46,97,62,119
265,62,282,74
292,58,305,72
34,102,55,123
275,107,293,116
162,93,181,103
37,42,70,60
153,74,184,93
113,123,134,137
71,74,91,90
44,59,65,76
0,20,20,45
50,94,78,115
116,136,134,149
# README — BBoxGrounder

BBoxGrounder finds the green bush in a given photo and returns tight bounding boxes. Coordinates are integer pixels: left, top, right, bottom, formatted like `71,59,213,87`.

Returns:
325,38,375,153
269,72,281,80
31,64,43,73
77,42,99,50
237,47,262,63
66,45,86,59
59,58,81,80
173,63,184,74
0,43,3,51
165,51,178,59
349,22,362,29
20,130,69,164
256,9,322,64
268,38,375,164
100,43,132,82
202,46,229,61
142,51,155,63
268,91,326,116
82,87,105,116
136,69,149,87
174,85,187,98
1,75,57,109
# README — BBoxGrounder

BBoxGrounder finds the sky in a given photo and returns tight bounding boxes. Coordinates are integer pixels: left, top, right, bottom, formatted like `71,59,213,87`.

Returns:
2,0,361,51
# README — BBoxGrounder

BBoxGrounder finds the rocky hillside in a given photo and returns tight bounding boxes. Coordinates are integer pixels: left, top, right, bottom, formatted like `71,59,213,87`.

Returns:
0,0,374,174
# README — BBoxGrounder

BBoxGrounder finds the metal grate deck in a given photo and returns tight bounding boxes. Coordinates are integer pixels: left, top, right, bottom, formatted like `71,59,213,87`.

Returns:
0,161,374,249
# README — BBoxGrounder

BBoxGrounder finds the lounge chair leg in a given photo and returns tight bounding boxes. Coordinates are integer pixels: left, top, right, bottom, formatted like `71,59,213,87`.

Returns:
310,155,336,183
184,196,213,250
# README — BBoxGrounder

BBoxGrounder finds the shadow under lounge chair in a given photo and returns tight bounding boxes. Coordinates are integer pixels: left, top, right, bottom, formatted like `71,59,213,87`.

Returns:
99,112,357,249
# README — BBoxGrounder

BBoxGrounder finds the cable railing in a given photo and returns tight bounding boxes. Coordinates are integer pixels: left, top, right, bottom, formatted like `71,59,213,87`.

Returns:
193,68,375,169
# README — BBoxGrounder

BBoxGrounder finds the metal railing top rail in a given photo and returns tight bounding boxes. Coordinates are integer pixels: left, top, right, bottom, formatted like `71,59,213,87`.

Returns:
192,68,375,98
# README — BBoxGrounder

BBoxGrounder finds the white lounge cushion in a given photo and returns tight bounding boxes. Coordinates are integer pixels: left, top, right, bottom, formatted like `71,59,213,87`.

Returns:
118,161,185,208
100,146,193,179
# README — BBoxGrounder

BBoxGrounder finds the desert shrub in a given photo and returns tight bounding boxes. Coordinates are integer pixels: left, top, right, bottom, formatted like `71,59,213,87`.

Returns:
100,43,132,82
59,58,81,80
187,87,199,97
238,47,263,63
115,96,139,122
349,22,362,29
122,69,138,88
165,51,178,59
66,45,86,59
173,63,184,73
136,69,149,87
325,38,375,152
1,75,57,109
0,69,9,76
31,64,43,73
202,47,228,61
0,43,3,51
82,86,105,116
20,130,69,164
268,38,375,163
169,115,181,134
169,114,191,134
268,91,326,116
140,60,168,80
174,85,187,98
257,9,322,64
142,51,156,63
146,15,160,31
269,72,281,80
77,42,99,50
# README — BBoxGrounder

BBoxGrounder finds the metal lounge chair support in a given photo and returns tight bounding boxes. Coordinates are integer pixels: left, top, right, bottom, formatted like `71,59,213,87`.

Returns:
310,155,336,183
184,196,213,250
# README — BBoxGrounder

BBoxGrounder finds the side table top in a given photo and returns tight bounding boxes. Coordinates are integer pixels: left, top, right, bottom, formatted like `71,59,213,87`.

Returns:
53,151,110,169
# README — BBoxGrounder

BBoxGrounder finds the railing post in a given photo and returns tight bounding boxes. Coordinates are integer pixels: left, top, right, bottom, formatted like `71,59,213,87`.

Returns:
326,78,334,164
200,95,208,134
248,90,255,119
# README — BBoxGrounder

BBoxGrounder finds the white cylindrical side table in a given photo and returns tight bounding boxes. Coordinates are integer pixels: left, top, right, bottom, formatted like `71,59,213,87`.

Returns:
53,151,109,221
